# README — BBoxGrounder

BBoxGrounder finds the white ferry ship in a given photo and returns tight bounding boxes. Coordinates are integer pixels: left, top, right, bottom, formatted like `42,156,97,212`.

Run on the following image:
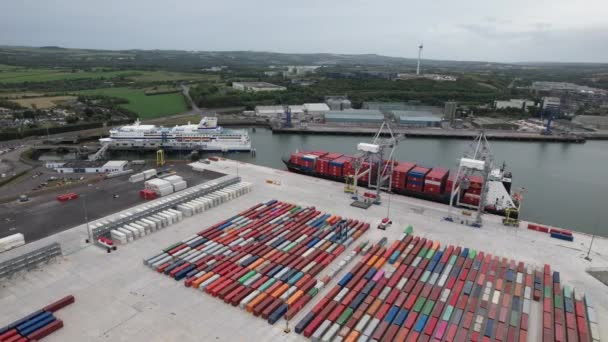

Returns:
100,117,251,152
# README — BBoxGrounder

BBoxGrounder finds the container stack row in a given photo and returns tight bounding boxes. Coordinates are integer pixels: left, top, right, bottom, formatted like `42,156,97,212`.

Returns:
105,182,251,245
0,295,74,342
295,233,599,342
144,200,369,325
527,223,575,242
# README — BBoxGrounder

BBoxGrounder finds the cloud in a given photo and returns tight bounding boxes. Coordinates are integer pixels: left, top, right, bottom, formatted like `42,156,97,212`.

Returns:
0,0,606,63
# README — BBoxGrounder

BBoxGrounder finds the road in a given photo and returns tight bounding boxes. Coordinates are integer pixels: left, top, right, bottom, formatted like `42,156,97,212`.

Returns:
0,164,224,242
181,84,202,114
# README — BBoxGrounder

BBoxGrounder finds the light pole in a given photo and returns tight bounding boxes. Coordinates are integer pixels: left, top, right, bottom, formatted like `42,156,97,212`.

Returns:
82,195,91,243
585,217,599,261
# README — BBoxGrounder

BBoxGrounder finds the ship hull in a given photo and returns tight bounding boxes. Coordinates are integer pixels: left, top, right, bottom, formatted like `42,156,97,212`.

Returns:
283,160,512,217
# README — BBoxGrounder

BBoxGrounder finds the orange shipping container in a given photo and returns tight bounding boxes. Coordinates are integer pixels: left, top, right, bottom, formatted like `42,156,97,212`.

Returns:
247,293,267,312
367,298,382,315
345,330,360,342
192,272,214,289
272,283,290,298
287,290,304,306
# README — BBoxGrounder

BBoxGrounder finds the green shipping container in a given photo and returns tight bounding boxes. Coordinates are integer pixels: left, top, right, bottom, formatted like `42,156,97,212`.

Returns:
422,300,435,315
544,286,552,298
337,308,354,325
420,271,430,283
284,241,297,252
405,225,414,235
442,305,454,321
510,311,520,327
238,270,257,284
259,278,276,292
425,249,435,259
419,248,428,257
563,286,572,299
554,296,563,309
308,287,319,297
163,242,183,253
469,249,477,259
414,297,426,312
449,255,457,265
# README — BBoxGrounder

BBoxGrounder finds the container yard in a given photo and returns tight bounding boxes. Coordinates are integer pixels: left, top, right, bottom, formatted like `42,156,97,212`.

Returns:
0,159,606,341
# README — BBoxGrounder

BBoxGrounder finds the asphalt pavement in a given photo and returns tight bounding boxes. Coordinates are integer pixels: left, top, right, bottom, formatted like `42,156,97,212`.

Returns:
0,166,223,242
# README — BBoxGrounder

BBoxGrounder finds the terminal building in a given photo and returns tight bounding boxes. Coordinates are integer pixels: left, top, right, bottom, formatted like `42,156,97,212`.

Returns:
324,109,384,124
46,160,128,174
392,110,442,127
232,82,286,92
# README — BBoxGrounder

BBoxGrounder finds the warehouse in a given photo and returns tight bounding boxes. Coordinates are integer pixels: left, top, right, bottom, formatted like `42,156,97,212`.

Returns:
324,109,384,124
232,82,286,92
50,160,128,173
393,110,442,127
303,103,330,120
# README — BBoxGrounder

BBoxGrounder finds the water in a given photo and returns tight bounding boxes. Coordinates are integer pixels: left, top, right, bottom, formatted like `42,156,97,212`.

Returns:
225,128,606,236
56,126,605,236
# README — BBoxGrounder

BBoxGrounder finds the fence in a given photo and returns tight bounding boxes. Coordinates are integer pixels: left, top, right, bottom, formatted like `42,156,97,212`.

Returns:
0,242,62,279
90,174,241,244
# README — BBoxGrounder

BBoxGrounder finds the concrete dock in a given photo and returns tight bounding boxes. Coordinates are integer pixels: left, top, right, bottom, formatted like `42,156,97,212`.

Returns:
272,125,588,143
0,159,605,341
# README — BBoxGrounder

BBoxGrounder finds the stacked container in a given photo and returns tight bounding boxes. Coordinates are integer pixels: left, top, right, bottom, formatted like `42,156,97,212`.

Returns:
301,154,318,171
329,156,353,178
315,153,342,176
142,169,157,180
145,179,174,197
424,168,449,194
391,162,416,191
406,167,430,192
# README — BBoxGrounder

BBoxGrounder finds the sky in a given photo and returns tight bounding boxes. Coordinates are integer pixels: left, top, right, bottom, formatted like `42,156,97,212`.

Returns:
1,0,607,63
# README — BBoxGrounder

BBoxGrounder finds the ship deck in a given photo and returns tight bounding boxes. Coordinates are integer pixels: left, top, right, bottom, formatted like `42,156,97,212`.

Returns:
0,159,606,341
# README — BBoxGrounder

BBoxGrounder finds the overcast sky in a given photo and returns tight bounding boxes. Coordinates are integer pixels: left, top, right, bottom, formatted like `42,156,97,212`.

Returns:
1,0,607,63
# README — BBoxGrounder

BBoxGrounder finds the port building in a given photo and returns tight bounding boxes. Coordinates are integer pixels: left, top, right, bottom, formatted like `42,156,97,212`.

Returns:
494,99,536,111
232,82,286,92
47,160,128,173
392,110,442,127
324,109,384,124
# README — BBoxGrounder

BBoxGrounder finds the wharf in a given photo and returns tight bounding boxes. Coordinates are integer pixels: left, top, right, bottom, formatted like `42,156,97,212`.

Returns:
0,159,606,341
272,125,588,143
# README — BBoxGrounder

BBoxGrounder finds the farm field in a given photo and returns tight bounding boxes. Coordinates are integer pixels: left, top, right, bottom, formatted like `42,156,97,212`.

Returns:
77,87,188,119
13,95,76,109
0,68,216,84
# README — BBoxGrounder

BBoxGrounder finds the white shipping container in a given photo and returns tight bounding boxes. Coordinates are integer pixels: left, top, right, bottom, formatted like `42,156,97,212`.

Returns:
0,233,26,252
110,230,127,244
117,227,134,242
163,175,183,184
129,173,145,183
156,186,174,197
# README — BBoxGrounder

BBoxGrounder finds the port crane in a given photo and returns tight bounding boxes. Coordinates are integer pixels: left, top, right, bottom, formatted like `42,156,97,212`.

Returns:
347,120,403,209
446,131,494,227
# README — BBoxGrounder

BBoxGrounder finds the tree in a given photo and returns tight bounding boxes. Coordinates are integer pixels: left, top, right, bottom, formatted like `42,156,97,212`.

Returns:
66,115,79,124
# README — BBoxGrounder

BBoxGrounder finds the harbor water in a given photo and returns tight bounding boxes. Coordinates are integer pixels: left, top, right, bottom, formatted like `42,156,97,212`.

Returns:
110,127,607,236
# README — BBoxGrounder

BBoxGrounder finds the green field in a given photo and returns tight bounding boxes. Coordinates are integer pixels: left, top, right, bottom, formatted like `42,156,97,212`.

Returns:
77,87,188,119
0,69,136,83
0,68,217,84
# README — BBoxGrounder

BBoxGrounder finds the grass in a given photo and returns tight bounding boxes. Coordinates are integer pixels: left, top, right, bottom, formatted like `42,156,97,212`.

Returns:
0,68,217,84
77,87,188,119
13,96,76,109
0,69,136,83
130,71,218,82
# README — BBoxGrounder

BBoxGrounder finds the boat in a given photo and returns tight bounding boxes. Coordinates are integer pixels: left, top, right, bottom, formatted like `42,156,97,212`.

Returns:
282,150,518,217
100,117,251,152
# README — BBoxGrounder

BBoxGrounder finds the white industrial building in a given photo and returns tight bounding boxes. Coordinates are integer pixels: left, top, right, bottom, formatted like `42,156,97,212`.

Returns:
494,99,536,111
304,103,330,119
48,160,128,174
254,105,284,118
542,97,561,112
232,82,286,92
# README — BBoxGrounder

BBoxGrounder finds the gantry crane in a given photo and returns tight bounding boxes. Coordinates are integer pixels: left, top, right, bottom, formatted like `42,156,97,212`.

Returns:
349,120,403,208
446,131,494,227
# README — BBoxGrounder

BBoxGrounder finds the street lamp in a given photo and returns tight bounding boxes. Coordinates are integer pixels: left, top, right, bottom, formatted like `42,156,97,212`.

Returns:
82,195,91,243
585,217,599,262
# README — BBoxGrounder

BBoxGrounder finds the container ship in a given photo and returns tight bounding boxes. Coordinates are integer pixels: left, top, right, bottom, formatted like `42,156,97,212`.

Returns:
283,150,518,216
100,116,251,152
